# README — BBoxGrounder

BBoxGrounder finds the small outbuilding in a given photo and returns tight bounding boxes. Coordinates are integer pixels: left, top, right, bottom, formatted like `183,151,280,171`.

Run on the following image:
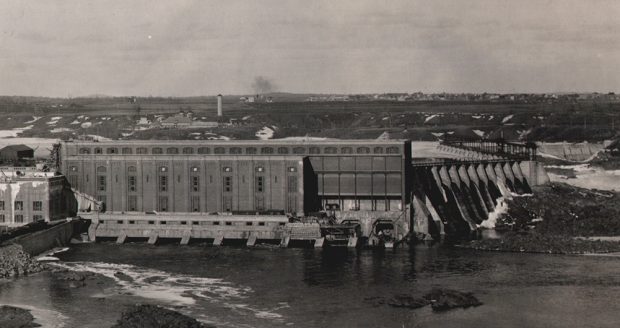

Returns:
0,144,34,162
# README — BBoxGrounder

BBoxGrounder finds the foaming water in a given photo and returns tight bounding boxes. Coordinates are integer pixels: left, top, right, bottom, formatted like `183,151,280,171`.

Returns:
48,261,284,325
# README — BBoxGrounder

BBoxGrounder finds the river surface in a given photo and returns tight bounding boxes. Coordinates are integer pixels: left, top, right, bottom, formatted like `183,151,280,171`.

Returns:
1,243,620,328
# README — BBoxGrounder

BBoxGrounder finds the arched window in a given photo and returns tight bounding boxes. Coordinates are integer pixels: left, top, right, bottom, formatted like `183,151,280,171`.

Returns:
97,166,107,173
182,147,194,154
136,147,147,154
373,147,384,154
214,147,225,154
230,147,242,154
324,147,337,154
293,147,306,154
106,148,118,154
277,147,289,154
166,147,179,154
122,147,132,154
261,147,274,154
198,147,210,154
386,146,400,154
94,147,102,154
341,147,353,154
357,147,370,154
246,147,257,154
309,147,321,154
79,148,90,154
152,147,163,154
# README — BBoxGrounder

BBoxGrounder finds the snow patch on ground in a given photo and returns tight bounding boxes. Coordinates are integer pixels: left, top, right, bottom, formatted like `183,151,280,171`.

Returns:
501,114,514,124
0,125,34,138
431,132,444,138
47,117,62,125
81,122,93,128
424,114,439,123
473,129,485,137
24,116,42,124
242,115,252,121
472,115,482,119
83,134,111,141
70,120,80,125
50,128,72,133
256,126,275,140
204,133,231,141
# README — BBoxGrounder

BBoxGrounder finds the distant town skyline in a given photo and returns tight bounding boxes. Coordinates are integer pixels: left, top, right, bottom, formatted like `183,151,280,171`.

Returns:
1,0,619,97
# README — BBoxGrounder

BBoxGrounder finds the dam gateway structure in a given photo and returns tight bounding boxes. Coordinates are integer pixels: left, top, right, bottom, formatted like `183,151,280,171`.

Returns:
55,138,549,247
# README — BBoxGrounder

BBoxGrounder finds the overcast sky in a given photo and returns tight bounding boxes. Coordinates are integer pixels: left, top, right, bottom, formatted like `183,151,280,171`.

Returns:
1,0,619,96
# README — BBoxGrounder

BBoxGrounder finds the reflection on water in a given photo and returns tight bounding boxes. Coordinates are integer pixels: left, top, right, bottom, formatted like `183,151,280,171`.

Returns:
2,243,620,328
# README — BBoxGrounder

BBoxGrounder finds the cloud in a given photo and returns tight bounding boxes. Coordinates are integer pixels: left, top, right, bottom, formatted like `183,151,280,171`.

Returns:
0,0,619,96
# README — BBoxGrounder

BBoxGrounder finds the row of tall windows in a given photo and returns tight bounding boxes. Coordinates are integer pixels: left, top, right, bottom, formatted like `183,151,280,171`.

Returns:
0,201,42,211
80,146,400,155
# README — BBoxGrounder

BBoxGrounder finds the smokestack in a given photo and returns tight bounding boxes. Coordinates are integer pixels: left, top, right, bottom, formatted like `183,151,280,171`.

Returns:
217,94,223,117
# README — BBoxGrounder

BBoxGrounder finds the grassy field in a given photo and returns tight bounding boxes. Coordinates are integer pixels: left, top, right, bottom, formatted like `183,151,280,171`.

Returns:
0,95,619,142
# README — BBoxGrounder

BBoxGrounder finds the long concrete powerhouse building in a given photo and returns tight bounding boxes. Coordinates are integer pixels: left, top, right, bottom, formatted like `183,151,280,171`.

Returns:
58,139,411,217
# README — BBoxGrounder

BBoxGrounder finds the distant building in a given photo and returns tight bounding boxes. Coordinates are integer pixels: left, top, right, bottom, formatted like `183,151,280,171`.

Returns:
161,115,192,128
0,168,70,227
0,145,34,162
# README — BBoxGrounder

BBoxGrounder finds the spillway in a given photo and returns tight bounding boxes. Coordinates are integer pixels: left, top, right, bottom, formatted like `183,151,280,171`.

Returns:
411,160,549,241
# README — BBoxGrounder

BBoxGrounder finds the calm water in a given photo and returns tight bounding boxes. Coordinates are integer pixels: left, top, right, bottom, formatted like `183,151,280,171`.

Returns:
1,243,620,328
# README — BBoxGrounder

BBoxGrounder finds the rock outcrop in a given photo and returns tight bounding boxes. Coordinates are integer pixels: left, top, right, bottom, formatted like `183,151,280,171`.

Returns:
111,304,213,328
0,305,40,328
0,244,45,278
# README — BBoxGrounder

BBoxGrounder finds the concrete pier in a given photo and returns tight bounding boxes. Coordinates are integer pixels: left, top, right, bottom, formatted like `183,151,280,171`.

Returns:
246,234,257,247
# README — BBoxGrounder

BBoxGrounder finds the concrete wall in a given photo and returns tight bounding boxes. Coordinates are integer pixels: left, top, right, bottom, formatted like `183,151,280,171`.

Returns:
538,142,605,162
10,220,75,255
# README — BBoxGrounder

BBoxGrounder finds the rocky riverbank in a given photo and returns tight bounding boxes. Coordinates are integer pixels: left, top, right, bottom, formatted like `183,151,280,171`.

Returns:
0,244,45,278
462,182,620,254
0,305,40,328
111,304,213,328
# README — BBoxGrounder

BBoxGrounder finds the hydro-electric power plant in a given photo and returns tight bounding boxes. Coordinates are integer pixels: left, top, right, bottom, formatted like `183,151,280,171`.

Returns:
54,135,549,247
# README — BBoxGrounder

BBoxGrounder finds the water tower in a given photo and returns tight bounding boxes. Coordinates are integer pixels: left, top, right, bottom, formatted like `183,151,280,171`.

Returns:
217,94,222,117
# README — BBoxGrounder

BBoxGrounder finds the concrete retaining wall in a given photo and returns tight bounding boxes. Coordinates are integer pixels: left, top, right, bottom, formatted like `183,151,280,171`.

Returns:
10,220,76,256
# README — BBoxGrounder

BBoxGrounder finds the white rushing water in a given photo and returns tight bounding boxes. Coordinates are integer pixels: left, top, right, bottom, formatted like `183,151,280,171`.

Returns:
547,164,620,191
48,261,285,325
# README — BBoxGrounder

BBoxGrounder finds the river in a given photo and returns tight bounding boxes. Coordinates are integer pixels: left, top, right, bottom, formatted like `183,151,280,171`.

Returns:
1,243,620,328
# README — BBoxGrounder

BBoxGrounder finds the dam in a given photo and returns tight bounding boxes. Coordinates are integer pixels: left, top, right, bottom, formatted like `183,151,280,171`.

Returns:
50,138,549,247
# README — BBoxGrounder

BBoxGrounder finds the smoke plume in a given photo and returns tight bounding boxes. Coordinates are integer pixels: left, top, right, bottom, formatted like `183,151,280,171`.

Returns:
252,76,276,94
